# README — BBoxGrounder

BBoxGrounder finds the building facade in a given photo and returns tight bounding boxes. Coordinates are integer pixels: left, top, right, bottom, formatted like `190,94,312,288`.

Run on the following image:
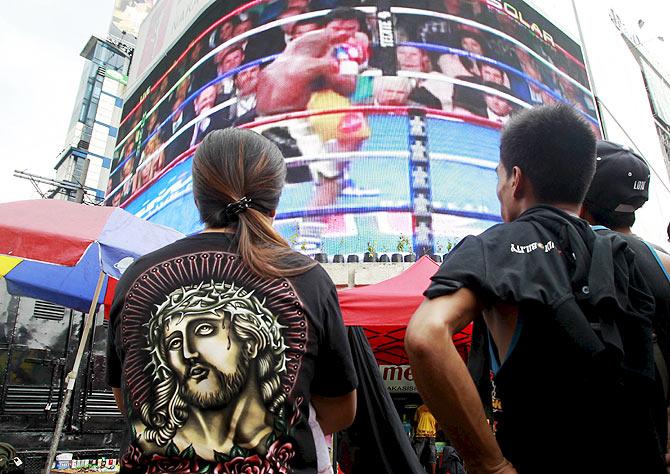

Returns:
53,37,130,204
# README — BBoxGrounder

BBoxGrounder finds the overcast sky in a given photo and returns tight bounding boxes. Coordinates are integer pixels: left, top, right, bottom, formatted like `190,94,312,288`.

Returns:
0,0,668,244
0,0,114,203
533,0,670,247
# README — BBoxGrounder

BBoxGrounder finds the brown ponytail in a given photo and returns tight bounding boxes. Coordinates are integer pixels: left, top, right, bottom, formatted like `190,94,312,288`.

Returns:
192,128,316,278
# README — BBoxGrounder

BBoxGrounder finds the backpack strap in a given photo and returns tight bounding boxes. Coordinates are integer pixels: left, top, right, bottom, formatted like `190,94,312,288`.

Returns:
653,334,670,402
640,240,670,283
641,240,670,402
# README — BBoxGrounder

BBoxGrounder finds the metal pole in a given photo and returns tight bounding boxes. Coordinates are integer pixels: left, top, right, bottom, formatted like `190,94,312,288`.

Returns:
44,270,106,473
570,0,608,139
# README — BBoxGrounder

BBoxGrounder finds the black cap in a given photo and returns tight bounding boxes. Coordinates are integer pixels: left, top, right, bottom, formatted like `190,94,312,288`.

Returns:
584,140,650,213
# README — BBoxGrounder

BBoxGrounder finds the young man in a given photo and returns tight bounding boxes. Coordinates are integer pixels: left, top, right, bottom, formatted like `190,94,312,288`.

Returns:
482,83,515,124
228,65,260,126
451,81,516,123
189,85,230,148
213,46,245,103
161,74,194,164
581,140,670,462
413,404,438,474
406,105,665,473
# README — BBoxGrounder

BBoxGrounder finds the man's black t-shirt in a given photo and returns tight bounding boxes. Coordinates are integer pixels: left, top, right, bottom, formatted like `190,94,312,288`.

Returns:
611,233,670,365
106,232,357,473
425,206,664,473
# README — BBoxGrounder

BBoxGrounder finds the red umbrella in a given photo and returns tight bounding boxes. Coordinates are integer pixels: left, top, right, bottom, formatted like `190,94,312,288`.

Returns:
338,256,441,326
338,256,472,366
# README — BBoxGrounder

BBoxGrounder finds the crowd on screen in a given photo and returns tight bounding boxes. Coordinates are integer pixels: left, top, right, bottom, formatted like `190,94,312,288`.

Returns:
107,0,598,206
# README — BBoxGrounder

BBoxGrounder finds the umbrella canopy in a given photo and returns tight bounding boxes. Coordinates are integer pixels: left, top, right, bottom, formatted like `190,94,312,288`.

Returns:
1,244,110,313
0,199,184,312
0,199,185,473
338,256,472,365
338,255,441,327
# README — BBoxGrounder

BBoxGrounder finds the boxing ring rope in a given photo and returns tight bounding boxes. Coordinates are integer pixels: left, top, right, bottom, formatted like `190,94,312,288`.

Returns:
116,106,504,239
113,105,502,207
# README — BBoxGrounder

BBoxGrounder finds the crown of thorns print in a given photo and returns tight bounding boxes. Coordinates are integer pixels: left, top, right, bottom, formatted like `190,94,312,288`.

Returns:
145,281,289,378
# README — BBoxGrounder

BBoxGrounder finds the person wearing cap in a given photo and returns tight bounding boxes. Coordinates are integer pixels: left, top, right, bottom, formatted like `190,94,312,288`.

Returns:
581,141,669,257
406,105,666,473
581,140,670,467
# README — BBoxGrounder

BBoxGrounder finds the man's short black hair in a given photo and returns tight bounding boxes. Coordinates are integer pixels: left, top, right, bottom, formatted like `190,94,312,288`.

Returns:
324,7,363,26
587,206,636,229
454,29,489,55
499,104,596,204
291,17,323,33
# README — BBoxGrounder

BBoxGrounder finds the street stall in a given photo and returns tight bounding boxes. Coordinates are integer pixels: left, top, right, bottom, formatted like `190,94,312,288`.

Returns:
336,256,472,473
0,200,183,473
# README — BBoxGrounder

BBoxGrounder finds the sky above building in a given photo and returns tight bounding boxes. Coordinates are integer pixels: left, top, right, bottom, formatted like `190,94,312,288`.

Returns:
0,0,668,245
0,0,115,203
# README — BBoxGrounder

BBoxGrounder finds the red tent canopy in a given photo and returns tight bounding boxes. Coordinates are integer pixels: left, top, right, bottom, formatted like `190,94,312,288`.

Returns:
338,256,471,365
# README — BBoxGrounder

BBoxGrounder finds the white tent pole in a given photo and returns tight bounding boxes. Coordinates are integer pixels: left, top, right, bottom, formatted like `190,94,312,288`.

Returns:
44,270,106,473
570,0,608,139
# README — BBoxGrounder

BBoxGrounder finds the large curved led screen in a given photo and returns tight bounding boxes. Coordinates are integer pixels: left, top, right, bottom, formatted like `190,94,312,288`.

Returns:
107,0,599,256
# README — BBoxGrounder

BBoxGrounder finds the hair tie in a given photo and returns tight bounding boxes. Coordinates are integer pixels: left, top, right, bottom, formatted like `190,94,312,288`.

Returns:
225,196,252,220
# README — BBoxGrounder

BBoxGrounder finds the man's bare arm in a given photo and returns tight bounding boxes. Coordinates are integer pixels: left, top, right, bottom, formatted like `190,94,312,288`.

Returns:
658,250,670,281
324,74,357,97
405,288,516,474
256,29,336,115
311,389,357,435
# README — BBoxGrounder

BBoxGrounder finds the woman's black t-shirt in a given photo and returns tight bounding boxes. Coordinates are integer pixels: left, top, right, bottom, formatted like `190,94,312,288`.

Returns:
106,232,357,473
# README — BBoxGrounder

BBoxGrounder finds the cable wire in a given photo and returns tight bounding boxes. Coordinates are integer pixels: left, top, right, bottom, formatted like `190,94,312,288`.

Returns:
596,97,670,195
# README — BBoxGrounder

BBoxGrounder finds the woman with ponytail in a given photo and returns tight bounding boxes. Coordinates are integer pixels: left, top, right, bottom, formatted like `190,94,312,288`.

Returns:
107,128,357,473
192,128,314,277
